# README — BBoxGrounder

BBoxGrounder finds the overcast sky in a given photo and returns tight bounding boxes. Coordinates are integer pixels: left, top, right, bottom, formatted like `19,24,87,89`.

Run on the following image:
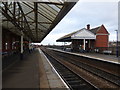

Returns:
41,0,119,45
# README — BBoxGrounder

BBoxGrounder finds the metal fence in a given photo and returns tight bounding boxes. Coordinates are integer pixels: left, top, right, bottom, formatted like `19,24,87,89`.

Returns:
46,45,120,56
94,47,120,55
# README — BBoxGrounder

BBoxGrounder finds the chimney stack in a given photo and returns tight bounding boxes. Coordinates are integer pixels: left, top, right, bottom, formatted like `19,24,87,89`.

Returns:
87,24,90,30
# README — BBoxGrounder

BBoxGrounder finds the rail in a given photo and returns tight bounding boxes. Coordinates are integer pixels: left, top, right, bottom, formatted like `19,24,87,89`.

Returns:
41,47,120,89
42,49,98,90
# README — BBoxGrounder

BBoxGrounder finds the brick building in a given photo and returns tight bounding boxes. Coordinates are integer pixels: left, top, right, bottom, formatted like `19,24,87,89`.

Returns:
57,24,109,52
2,27,29,53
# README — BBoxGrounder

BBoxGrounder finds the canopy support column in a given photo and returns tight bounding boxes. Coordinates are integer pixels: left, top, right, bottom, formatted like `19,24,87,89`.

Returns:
83,39,85,50
28,40,31,53
20,33,23,60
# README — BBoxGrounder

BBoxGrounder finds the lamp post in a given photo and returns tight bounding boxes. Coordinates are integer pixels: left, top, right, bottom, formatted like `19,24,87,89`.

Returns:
115,30,118,57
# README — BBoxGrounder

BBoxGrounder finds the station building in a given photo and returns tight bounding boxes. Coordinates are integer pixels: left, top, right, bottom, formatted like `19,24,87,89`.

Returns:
57,24,109,52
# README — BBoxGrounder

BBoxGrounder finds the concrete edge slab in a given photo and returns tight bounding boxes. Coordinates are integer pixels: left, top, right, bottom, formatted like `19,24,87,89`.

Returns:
48,48,120,65
38,48,69,89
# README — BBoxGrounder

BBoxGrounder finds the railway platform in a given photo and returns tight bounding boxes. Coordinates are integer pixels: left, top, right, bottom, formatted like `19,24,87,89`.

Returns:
2,48,67,89
49,48,120,64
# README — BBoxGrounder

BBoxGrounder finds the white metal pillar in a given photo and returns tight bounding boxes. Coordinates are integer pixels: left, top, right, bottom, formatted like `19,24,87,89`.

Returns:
20,32,23,60
21,35,23,54
83,39,85,50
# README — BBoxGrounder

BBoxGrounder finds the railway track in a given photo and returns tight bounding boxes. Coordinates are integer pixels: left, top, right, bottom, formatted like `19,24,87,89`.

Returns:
41,48,120,89
53,50,120,86
43,50,98,90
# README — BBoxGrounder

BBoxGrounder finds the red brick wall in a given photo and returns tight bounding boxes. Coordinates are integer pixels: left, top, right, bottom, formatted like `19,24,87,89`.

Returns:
2,30,11,52
95,25,109,47
97,25,109,34
95,35,108,47
2,29,20,52
2,32,5,52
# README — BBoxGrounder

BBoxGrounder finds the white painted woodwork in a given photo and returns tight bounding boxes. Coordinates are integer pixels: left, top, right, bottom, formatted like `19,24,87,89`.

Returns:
71,28,96,39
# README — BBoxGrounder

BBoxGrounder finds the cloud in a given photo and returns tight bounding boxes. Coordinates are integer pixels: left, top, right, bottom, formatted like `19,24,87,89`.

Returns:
41,33,68,45
41,1,118,45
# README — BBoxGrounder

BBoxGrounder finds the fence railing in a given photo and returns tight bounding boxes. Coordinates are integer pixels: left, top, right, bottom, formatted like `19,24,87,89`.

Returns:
94,47,120,55
46,45,120,56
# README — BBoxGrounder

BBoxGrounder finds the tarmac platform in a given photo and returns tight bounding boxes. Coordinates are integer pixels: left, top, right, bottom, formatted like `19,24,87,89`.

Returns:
49,48,120,64
2,48,67,89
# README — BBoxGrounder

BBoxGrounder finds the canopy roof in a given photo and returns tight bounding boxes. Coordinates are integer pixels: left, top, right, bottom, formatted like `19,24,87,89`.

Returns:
56,25,103,42
1,1,77,42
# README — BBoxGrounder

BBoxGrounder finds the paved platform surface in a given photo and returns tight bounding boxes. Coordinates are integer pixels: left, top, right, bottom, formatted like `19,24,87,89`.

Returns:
2,50,40,89
77,52,119,64
2,48,67,89
49,48,120,64
38,49,67,89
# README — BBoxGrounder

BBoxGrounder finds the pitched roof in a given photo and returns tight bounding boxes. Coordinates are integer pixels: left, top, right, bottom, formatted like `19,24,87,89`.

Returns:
57,28,85,40
90,26,101,34
56,25,106,42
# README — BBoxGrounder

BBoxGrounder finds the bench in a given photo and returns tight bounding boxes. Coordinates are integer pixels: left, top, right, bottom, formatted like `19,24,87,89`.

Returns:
103,50,112,54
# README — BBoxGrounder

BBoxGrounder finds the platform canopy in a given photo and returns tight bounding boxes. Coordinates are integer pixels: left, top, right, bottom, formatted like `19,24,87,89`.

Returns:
1,1,77,42
56,28,97,42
